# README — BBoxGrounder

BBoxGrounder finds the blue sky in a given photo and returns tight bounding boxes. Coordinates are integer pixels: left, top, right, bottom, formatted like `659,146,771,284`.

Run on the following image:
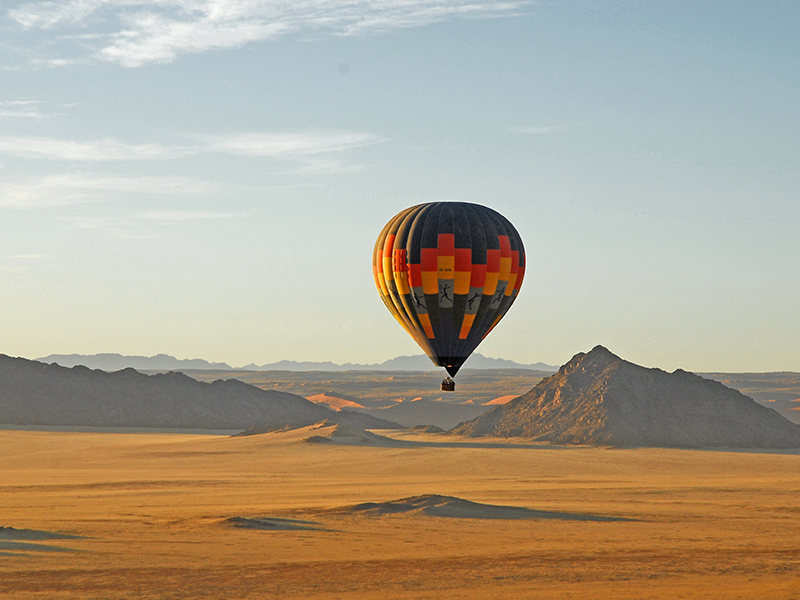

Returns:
1,1,798,372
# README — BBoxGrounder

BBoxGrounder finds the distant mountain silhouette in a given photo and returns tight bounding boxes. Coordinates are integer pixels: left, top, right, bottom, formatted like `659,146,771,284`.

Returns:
37,353,233,371
38,352,557,373
0,355,398,431
242,355,443,371
240,353,557,371
462,354,557,371
451,346,800,449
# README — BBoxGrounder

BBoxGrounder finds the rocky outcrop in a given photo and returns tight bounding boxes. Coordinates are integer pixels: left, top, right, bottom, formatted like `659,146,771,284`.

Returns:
451,346,800,448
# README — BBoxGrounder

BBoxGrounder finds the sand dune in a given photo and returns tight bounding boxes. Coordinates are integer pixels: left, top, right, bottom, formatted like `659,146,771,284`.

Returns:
303,422,399,445
227,517,324,531
305,392,369,411
363,397,491,429
408,424,445,433
483,394,519,405
326,494,628,521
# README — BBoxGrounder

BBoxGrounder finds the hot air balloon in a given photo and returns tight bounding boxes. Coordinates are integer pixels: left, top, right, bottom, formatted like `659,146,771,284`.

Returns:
373,202,525,390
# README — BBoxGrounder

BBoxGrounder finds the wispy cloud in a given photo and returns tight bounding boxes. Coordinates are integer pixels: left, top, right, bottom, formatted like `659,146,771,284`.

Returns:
0,131,383,209
0,136,189,160
8,0,531,67
0,131,385,161
0,173,217,208
203,131,386,173
0,252,48,273
202,131,383,157
9,0,107,28
0,99,49,119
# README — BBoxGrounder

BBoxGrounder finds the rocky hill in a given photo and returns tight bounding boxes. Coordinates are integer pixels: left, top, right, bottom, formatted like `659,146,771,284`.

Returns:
451,346,800,449
0,355,398,431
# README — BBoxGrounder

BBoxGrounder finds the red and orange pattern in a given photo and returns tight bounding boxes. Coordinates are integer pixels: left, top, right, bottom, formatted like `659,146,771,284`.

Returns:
373,202,525,377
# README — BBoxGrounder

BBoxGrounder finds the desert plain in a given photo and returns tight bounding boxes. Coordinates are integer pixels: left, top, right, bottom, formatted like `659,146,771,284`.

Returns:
2,426,800,599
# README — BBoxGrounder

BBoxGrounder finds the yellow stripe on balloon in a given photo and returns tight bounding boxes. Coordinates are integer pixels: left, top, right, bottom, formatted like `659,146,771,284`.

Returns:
437,255,455,278
421,271,438,294
394,270,410,295
418,313,435,339
499,257,512,283
505,272,518,296
454,271,470,295
459,313,476,339
483,272,499,296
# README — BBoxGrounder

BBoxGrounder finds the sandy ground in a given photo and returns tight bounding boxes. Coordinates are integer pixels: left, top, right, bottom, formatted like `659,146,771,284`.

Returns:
1,426,800,599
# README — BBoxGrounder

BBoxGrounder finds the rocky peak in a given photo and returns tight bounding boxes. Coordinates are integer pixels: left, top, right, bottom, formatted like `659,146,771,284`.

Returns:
555,345,625,386
451,347,800,449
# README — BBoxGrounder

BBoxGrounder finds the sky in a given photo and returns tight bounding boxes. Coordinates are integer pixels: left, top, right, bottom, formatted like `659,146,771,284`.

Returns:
1,0,798,373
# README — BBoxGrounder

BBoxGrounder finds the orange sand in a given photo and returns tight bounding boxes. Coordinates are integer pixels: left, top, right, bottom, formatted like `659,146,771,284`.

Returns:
1,427,799,599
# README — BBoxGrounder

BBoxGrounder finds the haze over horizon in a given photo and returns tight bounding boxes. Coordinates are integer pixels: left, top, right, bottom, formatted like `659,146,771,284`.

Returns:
1,1,798,373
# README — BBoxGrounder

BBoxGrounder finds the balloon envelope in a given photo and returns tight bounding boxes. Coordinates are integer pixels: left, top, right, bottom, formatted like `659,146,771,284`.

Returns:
373,202,525,377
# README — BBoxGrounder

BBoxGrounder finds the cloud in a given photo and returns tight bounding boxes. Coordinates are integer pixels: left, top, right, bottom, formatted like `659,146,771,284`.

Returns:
0,173,217,208
0,136,189,160
8,0,531,67
0,100,48,119
204,131,386,172
0,131,386,163
8,0,107,28
202,131,383,157
0,131,382,209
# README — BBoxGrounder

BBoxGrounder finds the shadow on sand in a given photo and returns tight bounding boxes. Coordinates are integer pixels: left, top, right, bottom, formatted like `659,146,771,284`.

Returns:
227,516,329,531
321,494,634,522
0,527,84,557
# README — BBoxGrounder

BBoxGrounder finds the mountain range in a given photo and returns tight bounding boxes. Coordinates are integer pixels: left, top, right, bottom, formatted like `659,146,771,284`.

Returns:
8,348,800,447
35,352,557,373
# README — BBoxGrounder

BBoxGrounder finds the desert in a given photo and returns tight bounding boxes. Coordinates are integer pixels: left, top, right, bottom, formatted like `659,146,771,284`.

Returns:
2,422,800,599
3,349,800,598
